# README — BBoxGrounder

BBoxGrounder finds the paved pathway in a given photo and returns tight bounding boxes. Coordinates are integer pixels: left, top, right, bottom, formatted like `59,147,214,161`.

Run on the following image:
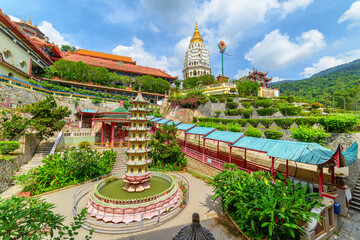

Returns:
336,208,360,240
0,137,55,199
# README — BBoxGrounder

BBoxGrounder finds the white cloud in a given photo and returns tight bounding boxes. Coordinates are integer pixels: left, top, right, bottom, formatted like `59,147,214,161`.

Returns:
112,36,181,77
338,1,360,27
301,49,360,78
245,29,325,70
234,68,251,79
9,15,21,22
281,0,313,18
149,23,160,33
272,76,285,83
38,21,71,47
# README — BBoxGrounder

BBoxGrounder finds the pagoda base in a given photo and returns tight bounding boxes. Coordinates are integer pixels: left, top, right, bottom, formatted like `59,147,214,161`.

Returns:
123,182,151,192
123,171,151,185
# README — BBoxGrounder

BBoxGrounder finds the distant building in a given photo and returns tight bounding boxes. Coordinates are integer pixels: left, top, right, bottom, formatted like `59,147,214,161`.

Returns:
61,49,178,83
183,24,211,79
247,69,279,98
0,10,53,80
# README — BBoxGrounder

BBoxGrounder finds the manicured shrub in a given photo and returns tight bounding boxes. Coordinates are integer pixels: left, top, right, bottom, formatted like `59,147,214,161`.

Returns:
236,119,247,127
287,95,295,103
290,126,330,145
214,111,221,117
244,127,262,138
274,119,295,129
78,141,91,149
252,99,273,108
230,87,236,93
228,123,242,132
259,119,274,128
242,102,252,109
219,98,226,103
319,115,359,133
294,117,318,127
264,130,284,140
209,96,218,103
299,111,310,116
0,141,20,155
241,109,253,118
226,97,234,102
310,110,322,116
279,106,302,116
256,108,278,116
226,102,239,109
311,102,321,109
193,117,198,123
248,119,260,127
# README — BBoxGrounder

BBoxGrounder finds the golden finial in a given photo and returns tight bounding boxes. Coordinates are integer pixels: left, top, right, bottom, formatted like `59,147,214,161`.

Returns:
28,16,32,25
190,23,203,43
35,22,38,27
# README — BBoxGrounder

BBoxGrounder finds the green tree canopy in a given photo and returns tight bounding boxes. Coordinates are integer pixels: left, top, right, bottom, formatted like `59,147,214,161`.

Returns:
60,45,78,52
236,77,260,96
133,75,170,94
182,75,215,89
19,96,71,140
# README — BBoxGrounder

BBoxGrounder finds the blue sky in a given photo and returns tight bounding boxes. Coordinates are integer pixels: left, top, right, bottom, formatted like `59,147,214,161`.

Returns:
3,0,360,82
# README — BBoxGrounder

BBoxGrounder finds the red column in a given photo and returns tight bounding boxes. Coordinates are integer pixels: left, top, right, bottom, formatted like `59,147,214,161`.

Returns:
286,160,289,178
244,149,247,169
198,135,200,152
217,141,219,159
202,138,206,164
229,146,232,163
318,167,323,197
330,166,335,184
271,157,274,176
79,114,83,128
184,133,187,154
101,122,105,147
110,122,115,148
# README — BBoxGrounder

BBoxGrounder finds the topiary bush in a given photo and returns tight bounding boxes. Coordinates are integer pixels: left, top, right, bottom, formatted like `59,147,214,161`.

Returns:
242,102,252,109
244,127,262,138
0,141,20,155
248,119,260,127
209,96,218,103
242,109,253,118
215,111,221,117
226,102,239,109
290,126,330,145
193,117,198,123
311,102,321,109
309,110,322,116
319,115,359,133
219,98,226,103
259,119,274,128
274,119,295,129
256,108,278,116
294,117,318,127
226,97,234,102
230,87,236,93
264,130,284,140
279,106,302,116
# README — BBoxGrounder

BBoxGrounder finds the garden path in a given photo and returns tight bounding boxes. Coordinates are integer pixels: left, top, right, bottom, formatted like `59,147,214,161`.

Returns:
337,208,360,239
110,148,127,174
0,137,56,199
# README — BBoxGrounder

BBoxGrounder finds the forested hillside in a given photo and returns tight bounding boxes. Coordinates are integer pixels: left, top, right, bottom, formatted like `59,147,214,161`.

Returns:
276,59,360,111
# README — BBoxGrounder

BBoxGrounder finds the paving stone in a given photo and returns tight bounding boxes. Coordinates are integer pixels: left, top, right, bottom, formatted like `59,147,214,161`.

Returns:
341,219,354,234
337,215,346,228
350,224,360,240
352,213,360,222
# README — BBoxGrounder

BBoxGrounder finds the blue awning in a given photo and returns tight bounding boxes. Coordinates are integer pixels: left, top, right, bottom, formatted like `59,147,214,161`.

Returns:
150,117,161,122
156,119,171,124
186,127,216,135
176,123,196,131
204,131,244,143
164,121,181,126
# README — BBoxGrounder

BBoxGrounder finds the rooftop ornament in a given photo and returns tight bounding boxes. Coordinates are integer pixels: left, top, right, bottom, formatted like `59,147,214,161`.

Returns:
173,213,216,240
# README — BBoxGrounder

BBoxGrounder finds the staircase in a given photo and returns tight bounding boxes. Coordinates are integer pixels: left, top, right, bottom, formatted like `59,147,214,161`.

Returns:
350,179,360,211
110,148,127,174
0,137,56,199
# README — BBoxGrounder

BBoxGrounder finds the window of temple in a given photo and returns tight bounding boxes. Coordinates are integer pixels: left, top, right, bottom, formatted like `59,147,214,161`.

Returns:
132,145,135,149
139,145,142,149
139,133,142,138
8,72,14,78
139,168,142,173
131,156,134,161
131,168,133,173
20,61,26,68
133,123,136,127
133,134,135,138
139,123,142,127
139,156,142,161
139,113,142,117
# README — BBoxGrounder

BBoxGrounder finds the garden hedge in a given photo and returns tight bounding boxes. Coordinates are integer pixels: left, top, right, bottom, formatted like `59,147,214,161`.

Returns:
244,127,262,138
226,97,234,102
256,107,278,116
219,98,226,103
279,106,302,116
248,119,260,127
0,141,20,155
241,102,252,109
259,119,274,128
294,117,318,127
226,102,239,109
264,130,284,140
319,115,358,133
209,97,218,103
274,119,295,129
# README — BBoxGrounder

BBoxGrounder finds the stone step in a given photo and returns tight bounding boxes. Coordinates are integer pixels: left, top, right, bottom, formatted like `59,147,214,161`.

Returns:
350,204,360,212
350,200,360,209
351,196,360,203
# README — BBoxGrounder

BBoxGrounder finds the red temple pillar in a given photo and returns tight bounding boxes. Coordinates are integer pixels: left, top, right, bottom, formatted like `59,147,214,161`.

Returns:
110,122,115,148
202,138,206,164
198,135,200,152
271,157,275,176
244,149,247,169
318,166,323,197
286,160,289,178
217,141,219,159
79,114,83,128
229,146,232,163
184,133,187,154
101,122,105,147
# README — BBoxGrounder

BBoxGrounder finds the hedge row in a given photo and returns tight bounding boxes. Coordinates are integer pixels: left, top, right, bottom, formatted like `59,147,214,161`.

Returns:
224,109,253,118
199,115,358,132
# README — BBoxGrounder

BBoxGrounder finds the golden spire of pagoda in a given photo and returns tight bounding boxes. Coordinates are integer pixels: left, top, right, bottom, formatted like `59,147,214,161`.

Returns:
28,16,32,25
190,23,204,43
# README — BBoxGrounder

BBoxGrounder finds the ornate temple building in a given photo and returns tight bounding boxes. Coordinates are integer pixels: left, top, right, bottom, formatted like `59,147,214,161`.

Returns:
123,90,152,192
182,24,211,79
247,68,272,88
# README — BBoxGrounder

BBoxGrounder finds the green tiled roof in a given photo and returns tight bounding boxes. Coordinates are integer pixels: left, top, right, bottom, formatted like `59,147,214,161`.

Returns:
111,107,130,113
204,131,244,143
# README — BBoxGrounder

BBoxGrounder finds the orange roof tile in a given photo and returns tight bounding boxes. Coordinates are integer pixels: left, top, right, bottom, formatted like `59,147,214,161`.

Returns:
74,49,135,64
62,53,178,80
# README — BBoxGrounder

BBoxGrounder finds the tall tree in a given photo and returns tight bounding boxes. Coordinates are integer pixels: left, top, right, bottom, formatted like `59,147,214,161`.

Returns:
19,96,71,140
